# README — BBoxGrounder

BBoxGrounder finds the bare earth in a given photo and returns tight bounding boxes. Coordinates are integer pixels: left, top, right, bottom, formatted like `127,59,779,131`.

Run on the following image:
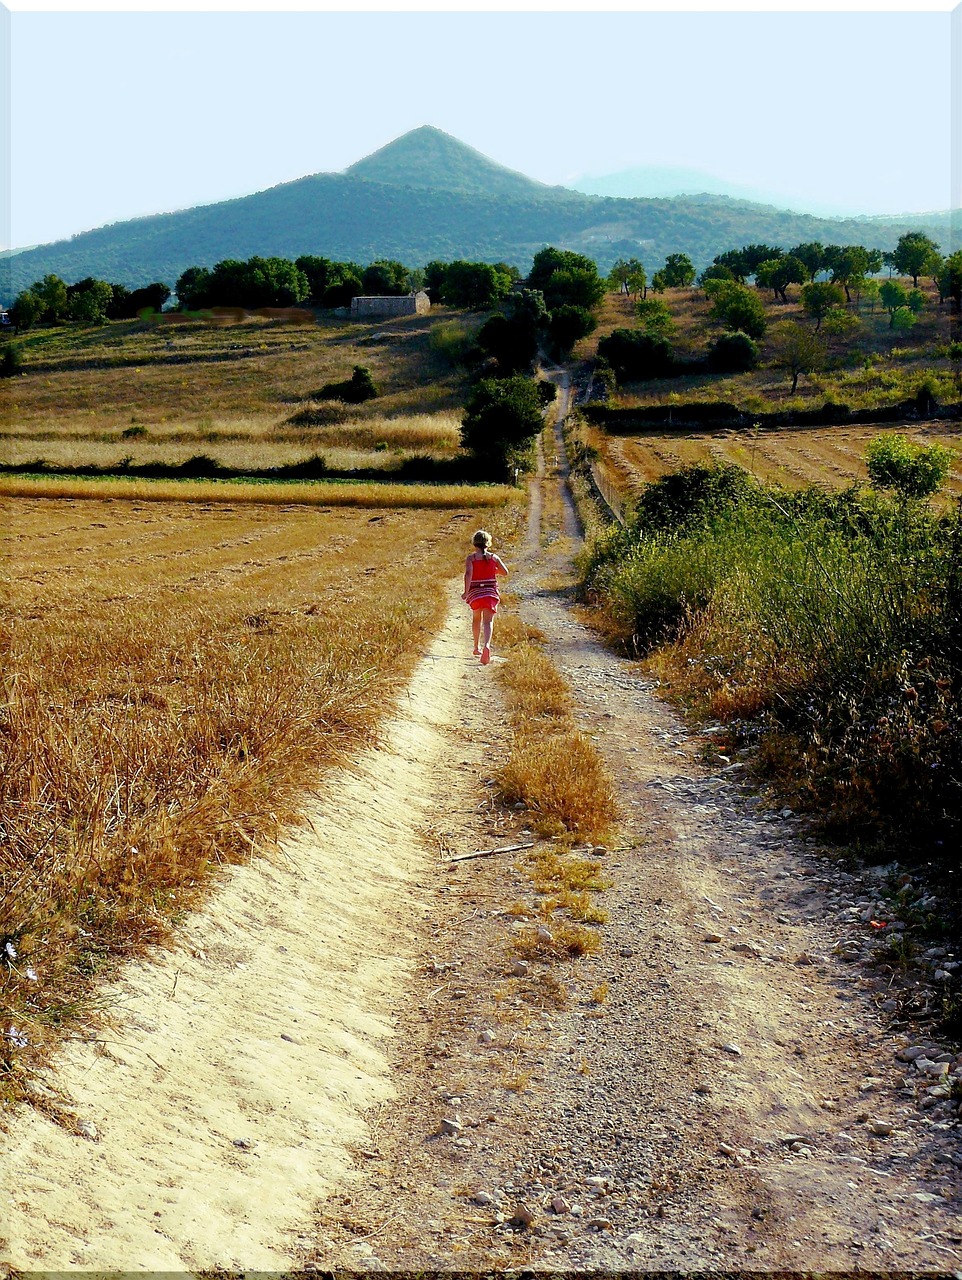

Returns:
2,394,961,1273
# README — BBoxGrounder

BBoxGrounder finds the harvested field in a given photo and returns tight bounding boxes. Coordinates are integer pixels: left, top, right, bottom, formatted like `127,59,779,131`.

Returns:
0,493,520,1105
597,420,962,504
0,310,479,476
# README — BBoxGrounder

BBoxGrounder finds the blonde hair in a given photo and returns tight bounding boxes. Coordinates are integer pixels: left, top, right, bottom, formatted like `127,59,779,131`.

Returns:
472,529,492,551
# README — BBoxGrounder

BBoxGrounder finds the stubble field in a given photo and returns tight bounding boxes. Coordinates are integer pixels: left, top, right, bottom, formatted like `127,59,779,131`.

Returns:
0,478,520,1111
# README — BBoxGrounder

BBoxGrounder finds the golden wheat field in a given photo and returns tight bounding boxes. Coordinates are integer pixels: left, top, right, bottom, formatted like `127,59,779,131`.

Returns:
0,494,520,1104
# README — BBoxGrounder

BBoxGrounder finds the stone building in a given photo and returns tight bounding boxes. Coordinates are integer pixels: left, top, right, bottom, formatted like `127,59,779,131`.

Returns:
350,291,430,319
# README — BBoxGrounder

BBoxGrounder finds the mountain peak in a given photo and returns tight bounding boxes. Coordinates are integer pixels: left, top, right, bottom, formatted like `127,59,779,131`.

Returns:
344,126,556,200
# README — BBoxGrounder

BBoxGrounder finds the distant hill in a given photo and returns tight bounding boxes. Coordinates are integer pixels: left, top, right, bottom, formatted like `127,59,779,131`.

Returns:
345,125,575,202
2,127,954,303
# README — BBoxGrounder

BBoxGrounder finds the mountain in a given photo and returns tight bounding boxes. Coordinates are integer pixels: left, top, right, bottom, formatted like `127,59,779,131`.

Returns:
571,164,787,206
1,128,953,304
345,125,573,202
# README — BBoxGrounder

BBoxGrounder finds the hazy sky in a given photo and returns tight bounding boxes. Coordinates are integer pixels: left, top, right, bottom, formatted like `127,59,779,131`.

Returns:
4,4,958,250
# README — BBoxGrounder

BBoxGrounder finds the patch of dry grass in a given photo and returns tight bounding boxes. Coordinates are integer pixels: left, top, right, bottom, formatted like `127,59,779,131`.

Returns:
494,612,616,843
0,496,502,1107
0,475,517,509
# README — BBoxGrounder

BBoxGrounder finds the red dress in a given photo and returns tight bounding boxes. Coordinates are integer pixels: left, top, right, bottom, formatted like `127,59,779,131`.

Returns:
465,553,500,612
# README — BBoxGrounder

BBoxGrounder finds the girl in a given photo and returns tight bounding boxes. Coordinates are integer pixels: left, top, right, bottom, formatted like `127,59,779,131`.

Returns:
462,529,508,665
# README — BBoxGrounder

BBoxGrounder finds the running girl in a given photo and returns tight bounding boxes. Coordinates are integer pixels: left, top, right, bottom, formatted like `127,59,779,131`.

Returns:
462,529,508,665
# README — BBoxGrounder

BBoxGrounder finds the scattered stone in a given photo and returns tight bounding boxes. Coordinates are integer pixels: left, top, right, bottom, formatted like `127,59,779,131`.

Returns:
509,1202,535,1228
722,1042,742,1057
694,1083,712,1095
551,1195,571,1214
795,952,816,965
536,925,554,943
591,846,609,857
77,1121,99,1142
869,1120,893,1137
511,960,529,978
896,1046,926,1063
731,941,763,958
619,946,635,958
703,932,723,944
478,1029,496,1045
453,1137,473,1149
439,1116,463,1136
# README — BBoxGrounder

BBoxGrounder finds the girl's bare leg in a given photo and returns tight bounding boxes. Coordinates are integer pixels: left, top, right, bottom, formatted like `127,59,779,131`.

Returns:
480,608,494,664
472,610,482,654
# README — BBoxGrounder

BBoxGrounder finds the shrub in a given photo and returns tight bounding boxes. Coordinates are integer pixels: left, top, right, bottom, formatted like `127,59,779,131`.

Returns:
461,376,544,479
707,331,759,374
596,328,675,382
865,433,952,500
428,320,476,367
0,345,23,377
317,365,378,404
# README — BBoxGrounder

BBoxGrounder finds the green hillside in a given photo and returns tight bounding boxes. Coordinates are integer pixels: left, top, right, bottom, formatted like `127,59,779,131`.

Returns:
344,125,573,201
2,128,954,303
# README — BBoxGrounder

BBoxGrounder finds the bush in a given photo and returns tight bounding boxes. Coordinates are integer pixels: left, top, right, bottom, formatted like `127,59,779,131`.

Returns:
461,376,544,479
596,329,676,382
707,331,759,374
0,345,23,378
865,433,951,500
428,320,477,368
317,365,378,404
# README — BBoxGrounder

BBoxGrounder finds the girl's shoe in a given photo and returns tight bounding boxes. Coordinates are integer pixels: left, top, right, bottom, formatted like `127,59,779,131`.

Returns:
480,645,491,665
473,647,482,656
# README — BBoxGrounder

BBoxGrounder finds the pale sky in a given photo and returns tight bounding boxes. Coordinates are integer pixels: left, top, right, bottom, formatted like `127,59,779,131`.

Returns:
2,2,959,250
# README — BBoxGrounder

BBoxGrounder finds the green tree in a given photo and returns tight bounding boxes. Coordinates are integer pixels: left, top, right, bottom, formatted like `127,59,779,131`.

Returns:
699,263,736,291
770,321,827,393
937,250,962,313
823,245,876,303
66,278,114,323
755,255,806,303
175,265,212,309
547,304,596,357
476,312,538,373
708,283,767,339
32,274,69,323
880,279,911,328
607,258,635,296
9,290,46,330
461,376,545,478
801,280,845,330
865,433,950,499
789,242,825,282
892,232,941,288
442,260,512,310
660,253,696,288
361,259,409,296
527,247,605,311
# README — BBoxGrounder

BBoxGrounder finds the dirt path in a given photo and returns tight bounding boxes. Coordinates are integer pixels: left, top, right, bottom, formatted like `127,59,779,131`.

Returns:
304,385,962,1273
0,599,475,1272
3,388,961,1271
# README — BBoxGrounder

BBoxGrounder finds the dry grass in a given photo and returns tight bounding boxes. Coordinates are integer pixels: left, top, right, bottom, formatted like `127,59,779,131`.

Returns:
595,422,962,508
493,613,616,843
1,310,474,475
0,475,516,509
0,496,506,1107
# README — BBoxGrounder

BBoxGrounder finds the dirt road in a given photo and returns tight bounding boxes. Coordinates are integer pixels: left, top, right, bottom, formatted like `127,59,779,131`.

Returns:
2,388,960,1273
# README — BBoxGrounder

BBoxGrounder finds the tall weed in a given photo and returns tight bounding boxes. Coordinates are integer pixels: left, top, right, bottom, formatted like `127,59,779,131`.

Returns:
582,464,962,848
